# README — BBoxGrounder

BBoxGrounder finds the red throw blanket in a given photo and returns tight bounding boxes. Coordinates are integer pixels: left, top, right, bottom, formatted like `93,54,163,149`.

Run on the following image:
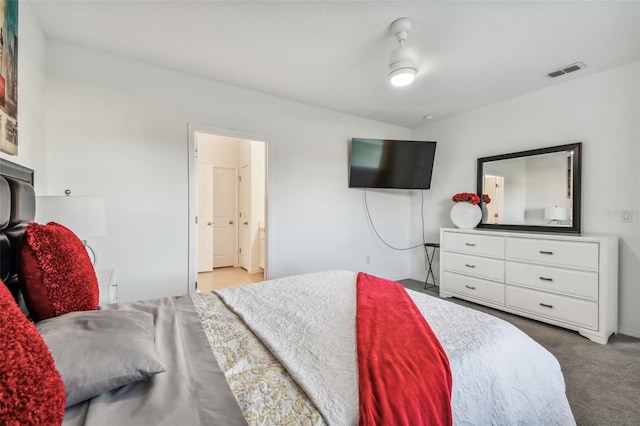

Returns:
356,272,452,426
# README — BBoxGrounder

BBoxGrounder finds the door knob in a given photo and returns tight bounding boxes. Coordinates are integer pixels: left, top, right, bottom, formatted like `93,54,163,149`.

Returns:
243,222,248,225
207,222,212,226
229,220,234,225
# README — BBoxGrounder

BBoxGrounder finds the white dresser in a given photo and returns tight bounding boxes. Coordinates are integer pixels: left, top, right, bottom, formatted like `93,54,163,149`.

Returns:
439,228,618,344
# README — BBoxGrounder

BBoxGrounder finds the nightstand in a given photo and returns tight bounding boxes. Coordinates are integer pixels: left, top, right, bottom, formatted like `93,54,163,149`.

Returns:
96,269,117,305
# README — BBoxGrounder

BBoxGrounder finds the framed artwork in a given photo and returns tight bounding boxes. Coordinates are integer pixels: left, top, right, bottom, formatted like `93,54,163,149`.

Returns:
0,0,18,155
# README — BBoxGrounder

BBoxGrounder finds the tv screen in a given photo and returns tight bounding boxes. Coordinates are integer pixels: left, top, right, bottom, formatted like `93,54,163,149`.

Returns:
348,138,437,189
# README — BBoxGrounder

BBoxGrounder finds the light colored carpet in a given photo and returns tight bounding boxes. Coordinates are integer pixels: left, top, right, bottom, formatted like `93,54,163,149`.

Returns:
400,279,640,426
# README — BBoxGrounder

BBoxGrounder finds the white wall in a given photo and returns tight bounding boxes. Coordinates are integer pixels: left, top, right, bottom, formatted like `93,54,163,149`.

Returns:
0,1,47,190
43,41,412,302
485,158,527,224
410,61,640,337
524,154,570,225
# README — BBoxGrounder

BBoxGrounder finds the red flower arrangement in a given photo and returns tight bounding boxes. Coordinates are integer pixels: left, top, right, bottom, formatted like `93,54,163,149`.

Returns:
452,192,491,205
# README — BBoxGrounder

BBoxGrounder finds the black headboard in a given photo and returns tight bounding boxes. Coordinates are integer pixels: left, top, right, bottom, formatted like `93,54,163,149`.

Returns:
0,158,35,307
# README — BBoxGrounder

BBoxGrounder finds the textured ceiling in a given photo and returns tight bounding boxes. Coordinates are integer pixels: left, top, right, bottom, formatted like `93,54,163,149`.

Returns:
29,0,640,128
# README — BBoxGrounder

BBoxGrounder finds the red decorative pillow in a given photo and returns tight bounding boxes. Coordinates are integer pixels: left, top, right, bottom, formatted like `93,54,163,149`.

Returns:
0,280,66,424
18,222,99,322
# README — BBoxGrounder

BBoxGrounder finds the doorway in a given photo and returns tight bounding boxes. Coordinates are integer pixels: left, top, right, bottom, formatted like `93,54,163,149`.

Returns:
197,164,237,271
483,174,504,224
188,126,267,293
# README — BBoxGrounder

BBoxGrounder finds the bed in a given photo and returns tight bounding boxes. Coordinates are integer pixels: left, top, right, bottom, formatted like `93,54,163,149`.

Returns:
0,159,576,425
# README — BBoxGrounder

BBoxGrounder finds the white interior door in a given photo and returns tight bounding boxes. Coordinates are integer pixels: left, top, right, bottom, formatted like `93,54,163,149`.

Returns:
212,167,236,268
197,165,214,272
239,165,250,270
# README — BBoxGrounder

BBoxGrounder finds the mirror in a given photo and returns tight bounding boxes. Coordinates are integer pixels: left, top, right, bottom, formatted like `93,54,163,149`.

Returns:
477,143,581,233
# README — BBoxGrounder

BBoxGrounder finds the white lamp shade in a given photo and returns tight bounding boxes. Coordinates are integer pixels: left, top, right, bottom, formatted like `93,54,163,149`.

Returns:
389,67,416,86
35,196,106,239
544,206,569,221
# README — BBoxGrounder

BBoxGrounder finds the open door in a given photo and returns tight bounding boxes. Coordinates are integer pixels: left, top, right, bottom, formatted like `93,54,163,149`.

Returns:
238,165,250,270
211,167,236,267
197,164,214,272
189,126,268,293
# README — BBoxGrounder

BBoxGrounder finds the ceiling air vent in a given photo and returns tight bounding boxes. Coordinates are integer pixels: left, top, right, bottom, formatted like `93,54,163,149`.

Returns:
547,62,586,78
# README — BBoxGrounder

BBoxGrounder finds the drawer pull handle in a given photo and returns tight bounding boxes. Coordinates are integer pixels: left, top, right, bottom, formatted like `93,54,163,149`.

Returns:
539,250,554,255
539,303,554,308
465,285,476,290
465,264,476,268
465,243,476,247
539,277,553,282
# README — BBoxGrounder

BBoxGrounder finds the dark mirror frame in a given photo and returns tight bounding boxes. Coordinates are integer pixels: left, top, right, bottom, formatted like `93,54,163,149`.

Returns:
476,142,582,234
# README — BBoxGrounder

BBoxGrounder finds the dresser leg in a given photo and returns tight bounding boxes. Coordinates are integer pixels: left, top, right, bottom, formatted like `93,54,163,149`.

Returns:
438,291,454,299
579,331,609,345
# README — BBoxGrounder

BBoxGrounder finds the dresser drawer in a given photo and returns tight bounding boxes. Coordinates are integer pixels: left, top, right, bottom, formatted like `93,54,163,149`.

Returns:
506,286,598,330
443,252,504,282
506,238,599,271
442,232,504,258
442,271,505,305
506,262,598,300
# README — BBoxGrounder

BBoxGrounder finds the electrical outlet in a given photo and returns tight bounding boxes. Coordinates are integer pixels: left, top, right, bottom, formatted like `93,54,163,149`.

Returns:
621,210,633,222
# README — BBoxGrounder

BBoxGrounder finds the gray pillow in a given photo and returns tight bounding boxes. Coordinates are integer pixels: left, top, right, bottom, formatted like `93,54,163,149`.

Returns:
36,309,167,407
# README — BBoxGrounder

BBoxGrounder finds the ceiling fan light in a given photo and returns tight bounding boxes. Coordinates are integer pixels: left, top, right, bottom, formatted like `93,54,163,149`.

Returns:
388,19,417,87
389,67,416,87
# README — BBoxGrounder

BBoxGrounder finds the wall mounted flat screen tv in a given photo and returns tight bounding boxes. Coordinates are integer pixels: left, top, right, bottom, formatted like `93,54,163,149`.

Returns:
348,138,437,189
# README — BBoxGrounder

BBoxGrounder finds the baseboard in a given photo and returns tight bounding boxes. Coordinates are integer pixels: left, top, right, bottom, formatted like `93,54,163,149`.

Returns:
388,274,410,282
382,274,435,284
410,273,427,283
618,325,640,339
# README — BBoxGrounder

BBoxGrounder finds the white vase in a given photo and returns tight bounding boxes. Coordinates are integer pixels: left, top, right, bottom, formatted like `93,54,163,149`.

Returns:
450,202,482,229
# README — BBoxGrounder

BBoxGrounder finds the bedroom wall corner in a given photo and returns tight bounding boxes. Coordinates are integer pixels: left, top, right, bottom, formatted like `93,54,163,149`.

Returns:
0,1,47,189
409,61,640,338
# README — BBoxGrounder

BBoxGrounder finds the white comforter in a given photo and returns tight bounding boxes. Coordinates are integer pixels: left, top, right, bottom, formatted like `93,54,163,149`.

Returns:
216,270,575,425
